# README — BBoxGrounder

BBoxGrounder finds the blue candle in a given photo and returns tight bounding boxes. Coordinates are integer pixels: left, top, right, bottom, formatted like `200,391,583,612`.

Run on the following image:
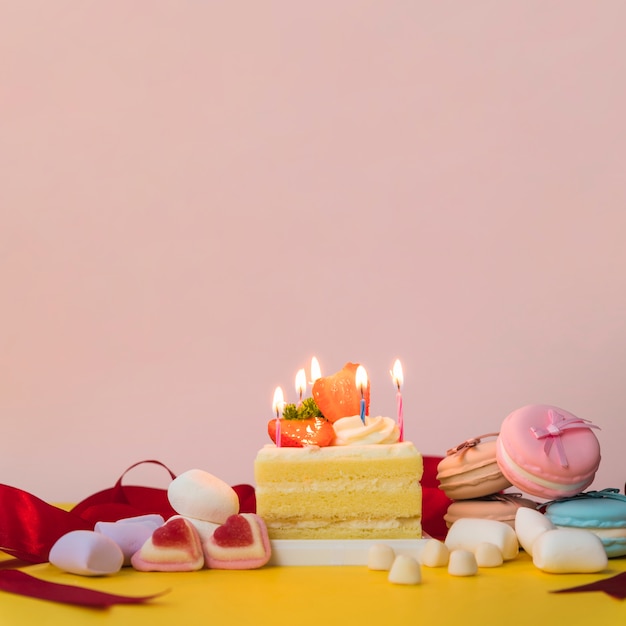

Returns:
355,365,368,425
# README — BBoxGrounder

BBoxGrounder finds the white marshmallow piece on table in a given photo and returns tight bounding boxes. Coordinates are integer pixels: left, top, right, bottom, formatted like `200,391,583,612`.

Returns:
368,544,396,571
445,518,519,560
514,507,555,556
419,539,450,567
49,530,124,576
95,515,164,565
388,555,422,584
448,550,478,576
167,469,239,523
532,529,608,573
474,542,503,568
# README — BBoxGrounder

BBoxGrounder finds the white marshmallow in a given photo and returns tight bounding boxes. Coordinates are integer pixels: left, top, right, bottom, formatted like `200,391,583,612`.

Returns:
419,539,450,567
445,518,519,560
111,514,165,527
368,544,396,571
388,555,422,584
167,469,239,523
532,529,608,573
474,542,503,568
49,530,124,576
448,549,478,576
95,515,164,565
514,507,555,556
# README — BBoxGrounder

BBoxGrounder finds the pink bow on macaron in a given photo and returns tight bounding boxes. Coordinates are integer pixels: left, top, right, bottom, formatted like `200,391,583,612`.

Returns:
530,409,600,468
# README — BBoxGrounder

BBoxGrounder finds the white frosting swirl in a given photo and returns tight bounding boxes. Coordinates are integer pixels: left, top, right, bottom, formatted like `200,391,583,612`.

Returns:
332,415,400,445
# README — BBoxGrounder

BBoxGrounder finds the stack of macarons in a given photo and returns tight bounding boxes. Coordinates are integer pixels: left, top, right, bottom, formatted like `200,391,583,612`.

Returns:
443,403,624,560
436,433,538,528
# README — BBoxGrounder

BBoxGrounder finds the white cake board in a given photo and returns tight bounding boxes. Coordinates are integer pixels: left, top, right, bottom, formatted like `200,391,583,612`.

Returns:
269,538,430,566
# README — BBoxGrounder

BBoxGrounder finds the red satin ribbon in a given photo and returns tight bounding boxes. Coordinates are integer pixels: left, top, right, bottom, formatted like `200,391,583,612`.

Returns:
552,571,626,600
0,460,256,564
0,570,169,608
0,484,93,563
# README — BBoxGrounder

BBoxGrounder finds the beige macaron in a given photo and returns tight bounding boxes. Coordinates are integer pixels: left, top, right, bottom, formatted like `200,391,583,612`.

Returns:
444,494,538,528
437,435,511,500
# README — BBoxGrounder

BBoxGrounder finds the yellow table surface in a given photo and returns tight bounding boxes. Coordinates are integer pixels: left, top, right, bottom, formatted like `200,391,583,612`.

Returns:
2,551,625,625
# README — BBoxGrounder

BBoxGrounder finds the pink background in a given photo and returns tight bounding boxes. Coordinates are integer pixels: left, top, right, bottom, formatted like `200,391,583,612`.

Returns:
1,2,625,502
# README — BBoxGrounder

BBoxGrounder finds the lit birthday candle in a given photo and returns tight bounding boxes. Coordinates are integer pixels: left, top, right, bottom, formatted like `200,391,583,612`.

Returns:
295,369,306,406
391,359,404,442
310,356,321,384
272,386,284,447
355,365,368,424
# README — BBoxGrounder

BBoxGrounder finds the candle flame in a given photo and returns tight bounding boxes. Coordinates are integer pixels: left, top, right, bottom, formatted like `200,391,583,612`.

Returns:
310,356,321,383
272,386,284,417
295,369,307,396
355,365,368,394
391,359,403,389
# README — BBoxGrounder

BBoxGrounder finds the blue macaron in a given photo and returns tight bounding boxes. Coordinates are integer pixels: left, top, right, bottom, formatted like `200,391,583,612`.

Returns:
544,489,626,558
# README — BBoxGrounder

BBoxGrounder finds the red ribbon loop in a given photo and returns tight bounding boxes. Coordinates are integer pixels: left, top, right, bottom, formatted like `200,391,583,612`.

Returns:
70,459,179,524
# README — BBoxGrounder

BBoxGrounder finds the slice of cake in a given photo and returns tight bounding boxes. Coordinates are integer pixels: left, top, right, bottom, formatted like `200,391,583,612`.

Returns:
254,362,423,540
255,441,423,539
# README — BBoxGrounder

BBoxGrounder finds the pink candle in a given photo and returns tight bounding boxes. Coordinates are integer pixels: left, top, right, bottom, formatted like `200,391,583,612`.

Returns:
272,386,284,447
396,388,404,442
391,359,404,442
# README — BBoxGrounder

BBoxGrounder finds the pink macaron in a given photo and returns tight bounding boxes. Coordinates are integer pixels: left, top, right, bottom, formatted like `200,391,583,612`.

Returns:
496,404,601,499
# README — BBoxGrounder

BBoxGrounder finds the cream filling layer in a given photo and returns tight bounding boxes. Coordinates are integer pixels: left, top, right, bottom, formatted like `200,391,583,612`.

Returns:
555,526,626,539
266,518,421,530
497,442,591,493
257,478,420,493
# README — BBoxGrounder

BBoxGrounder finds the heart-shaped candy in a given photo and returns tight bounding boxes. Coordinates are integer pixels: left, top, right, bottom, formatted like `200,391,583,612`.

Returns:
130,518,204,571
204,514,271,570
213,515,253,547
152,517,193,547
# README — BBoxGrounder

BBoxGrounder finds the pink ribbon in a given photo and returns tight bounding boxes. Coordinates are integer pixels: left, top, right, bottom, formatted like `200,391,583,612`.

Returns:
446,433,500,456
530,409,600,468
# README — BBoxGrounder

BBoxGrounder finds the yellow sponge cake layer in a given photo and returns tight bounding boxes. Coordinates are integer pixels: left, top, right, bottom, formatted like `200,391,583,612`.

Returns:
254,442,423,540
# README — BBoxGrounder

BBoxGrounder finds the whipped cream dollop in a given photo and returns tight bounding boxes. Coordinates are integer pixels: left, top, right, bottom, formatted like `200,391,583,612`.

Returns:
332,415,400,445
